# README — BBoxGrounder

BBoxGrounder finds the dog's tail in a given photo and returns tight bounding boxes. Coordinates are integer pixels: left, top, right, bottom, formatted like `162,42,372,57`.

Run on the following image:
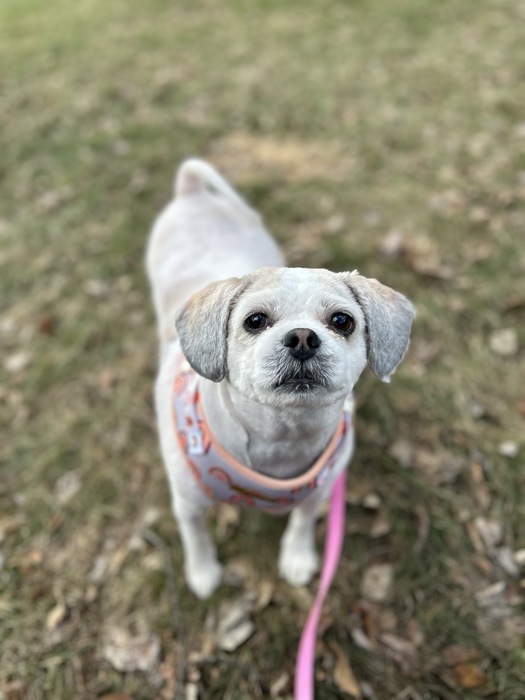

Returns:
174,159,254,214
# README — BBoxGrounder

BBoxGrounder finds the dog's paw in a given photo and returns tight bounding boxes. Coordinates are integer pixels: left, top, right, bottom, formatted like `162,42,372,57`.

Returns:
278,547,319,587
186,558,223,599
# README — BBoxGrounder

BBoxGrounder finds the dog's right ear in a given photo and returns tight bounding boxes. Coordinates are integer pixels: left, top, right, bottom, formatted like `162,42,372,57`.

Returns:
175,277,248,382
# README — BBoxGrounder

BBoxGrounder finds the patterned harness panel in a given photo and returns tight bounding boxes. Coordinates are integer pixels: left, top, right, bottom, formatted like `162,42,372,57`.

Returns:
172,359,354,515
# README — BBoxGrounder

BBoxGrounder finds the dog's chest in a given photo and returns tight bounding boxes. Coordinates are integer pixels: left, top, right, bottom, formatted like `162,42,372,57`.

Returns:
171,360,354,515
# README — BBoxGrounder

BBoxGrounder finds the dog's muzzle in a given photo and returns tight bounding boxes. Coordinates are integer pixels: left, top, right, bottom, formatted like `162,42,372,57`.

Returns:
272,334,333,394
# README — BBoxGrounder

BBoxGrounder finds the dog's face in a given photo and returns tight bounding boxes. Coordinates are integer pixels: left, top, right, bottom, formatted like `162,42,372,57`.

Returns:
226,268,368,407
176,267,415,408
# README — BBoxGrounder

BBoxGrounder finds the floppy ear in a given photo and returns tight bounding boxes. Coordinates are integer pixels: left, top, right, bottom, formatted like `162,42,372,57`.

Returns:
340,271,415,382
175,277,248,382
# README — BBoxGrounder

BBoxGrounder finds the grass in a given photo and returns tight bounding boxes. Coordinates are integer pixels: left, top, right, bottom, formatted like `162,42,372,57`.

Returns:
1,0,524,698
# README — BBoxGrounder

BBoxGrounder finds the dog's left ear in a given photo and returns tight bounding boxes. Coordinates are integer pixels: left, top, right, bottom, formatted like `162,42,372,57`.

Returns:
176,277,248,382
340,271,415,382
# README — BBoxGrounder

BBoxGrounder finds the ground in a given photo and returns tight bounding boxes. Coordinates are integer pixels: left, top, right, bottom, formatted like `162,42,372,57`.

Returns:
1,0,524,698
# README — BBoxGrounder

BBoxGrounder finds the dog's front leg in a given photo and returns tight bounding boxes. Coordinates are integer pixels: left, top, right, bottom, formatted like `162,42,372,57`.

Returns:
172,494,223,599
278,489,327,586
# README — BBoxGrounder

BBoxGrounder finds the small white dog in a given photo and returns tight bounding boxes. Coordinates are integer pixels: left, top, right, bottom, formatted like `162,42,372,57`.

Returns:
146,159,414,599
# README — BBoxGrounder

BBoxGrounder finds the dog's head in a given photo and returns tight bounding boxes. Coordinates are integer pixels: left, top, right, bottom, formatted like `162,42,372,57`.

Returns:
176,267,415,407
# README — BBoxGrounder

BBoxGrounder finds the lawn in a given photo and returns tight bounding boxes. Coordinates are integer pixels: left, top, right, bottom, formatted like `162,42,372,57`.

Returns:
1,0,524,698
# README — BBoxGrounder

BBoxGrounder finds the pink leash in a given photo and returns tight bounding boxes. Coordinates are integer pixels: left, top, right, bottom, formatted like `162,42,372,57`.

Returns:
294,470,347,699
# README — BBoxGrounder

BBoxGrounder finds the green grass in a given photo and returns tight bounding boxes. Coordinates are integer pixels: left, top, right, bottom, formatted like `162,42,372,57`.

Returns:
1,0,524,698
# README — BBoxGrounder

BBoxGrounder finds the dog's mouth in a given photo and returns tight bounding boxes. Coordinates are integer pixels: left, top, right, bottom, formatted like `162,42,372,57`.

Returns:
273,368,329,394
275,379,322,394
268,351,335,396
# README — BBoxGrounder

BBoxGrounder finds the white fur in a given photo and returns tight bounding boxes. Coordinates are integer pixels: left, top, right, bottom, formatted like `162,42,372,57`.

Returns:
146,159,414,598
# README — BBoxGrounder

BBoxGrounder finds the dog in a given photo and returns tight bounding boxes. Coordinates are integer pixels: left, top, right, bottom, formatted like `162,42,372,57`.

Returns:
146,159,415,599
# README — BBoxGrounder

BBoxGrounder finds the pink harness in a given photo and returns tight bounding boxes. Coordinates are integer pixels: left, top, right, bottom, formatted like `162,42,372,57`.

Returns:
171,358,353,699
172,359,353,515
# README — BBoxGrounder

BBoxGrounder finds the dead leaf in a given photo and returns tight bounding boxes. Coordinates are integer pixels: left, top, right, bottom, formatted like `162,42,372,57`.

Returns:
379,633,418,672
17,548,45,574
185,683,199,700
379,230,453,279
97,369,119,393
469,460,491,511
38,314,56,335
36,186,72,212
489,328,518,357
498,441,519,458
406,617,424,648
502,293,525,314
408,339,442,376
474,516,504,550
473,554,494,576
158,651,178,700
88,544,128,584
222,556,256,587
370,512,392,538
389,438,463,486
215,503,241,541
350,626,375,652
186,660,201,683
428,188,467,216
362,493,382,510
142,551,164,571
253,577,275,613
85,279,111,298
46,603,69,630
4,352,31,374
443,644,482,666
352,600,378,647
102,628,160,672
412,447,463,485
0,515,25,544
477,610,525,652
475,581,508,611
215,596,255,652
514,549,525,566
325,213,346,235
54,471,81,504
515,399,525,418
377,609,398,634
359,682,378,700
493,546,520,577
270,671,290,697
287,585,314,611
360,564,393,602
466,520,485,554
331,641,361,698
2,681,28,700
380,228,404,258
389,439,412,468
452,662,489,689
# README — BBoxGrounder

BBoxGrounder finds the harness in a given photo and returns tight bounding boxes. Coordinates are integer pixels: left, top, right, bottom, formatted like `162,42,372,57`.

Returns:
171,358,354,515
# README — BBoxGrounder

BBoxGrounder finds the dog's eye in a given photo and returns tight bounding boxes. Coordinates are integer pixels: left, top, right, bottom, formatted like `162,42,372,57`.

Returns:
329,312,355,335
244,312,269,332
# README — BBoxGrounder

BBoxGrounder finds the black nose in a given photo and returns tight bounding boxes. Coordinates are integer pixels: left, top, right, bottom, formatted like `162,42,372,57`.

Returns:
282,328,321,360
